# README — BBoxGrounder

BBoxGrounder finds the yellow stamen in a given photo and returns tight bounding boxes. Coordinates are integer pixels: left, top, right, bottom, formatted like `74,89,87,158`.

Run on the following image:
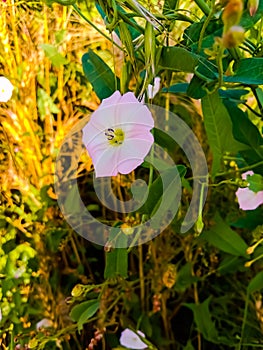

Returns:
105,128,125,146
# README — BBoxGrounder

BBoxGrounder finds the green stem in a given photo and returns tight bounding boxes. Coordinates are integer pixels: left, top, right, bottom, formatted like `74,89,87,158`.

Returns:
194,0,211,16
216,47,224,88
72,4,124,52
127,226,143,252
148,138,155,187
195,181,207,234
215,160,263,177
238,294,249,350
138,243,145,311
198,0,216,52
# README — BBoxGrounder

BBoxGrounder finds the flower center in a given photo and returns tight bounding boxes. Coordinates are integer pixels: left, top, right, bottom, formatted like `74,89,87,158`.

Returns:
105,128,125,146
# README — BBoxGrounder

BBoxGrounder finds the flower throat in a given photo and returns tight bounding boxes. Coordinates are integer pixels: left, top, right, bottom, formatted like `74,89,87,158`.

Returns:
105,128,125,146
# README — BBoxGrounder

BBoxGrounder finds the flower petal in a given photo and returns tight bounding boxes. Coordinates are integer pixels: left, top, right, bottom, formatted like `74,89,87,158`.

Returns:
88,104,118,131
241,170,254,180
83,121,108,157
92,146,119,177
147,76,161,99
0,76,14,102
116,101,154,130
236,187,263,210
120,329,147,350
117,136,153,174
100,90,122,108
119,91,140,104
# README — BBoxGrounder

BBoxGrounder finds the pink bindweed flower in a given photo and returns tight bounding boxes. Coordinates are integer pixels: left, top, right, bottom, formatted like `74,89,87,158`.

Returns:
0,76,14,102
236,171,263,210
120,328,148,349
82,91,154,177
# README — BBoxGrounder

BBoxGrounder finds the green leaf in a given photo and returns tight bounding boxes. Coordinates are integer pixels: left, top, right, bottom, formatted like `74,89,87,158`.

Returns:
223,98,263,173
231,207,263,230
139,165,186,220
163,0,178,14
223,100,263,148
255,87,263,106
239,148,263,174
224,58,263,85
74,300,100,331
200,213,248,258
201,91,248,176
153,128,178,155
142,157,173,171
175,263,199,292
185,19,222,50
39,43,68,67
104,232,128,279
185,298,219,342
218,255,246,275
247,174,263,193
187,75,207,99
70,299,99,322
247,271,263,294
70,299,100,331
162,83,188,94
139,314,152,337
219,89,249,102
82,49,119,100
158,47,199,73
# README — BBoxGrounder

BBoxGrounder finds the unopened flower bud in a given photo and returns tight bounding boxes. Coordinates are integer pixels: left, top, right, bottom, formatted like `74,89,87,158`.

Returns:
222,0,243,32
246,246,255,255
71,284,85,297
247,0,259,16
222,25,245,48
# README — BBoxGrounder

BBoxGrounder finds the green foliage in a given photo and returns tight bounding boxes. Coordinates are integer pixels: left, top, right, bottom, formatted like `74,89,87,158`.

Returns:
201,91,247,175
104,232,128,279
200,213,248,258
70,299,100,331
82,49,119,100
185,298,220,344
224,58,263,85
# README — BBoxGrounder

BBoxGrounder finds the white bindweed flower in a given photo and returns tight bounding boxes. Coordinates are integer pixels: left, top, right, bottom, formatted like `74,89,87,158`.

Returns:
147,77,161,99
120,328,148,349
82,91,154,177
0,76,14,102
